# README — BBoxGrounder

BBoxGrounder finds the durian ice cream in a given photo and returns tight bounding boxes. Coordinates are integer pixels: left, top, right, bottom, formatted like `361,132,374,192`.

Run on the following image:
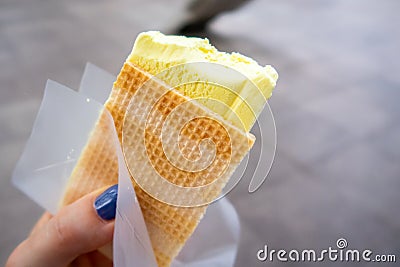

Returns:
62,31,278,266
128,31,278,131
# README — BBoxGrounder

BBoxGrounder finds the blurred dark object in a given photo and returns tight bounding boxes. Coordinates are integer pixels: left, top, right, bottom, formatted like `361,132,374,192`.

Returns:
177,0,251,34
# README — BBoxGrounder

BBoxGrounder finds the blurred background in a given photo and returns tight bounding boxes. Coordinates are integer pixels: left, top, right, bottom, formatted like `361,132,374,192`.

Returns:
1,0,399,266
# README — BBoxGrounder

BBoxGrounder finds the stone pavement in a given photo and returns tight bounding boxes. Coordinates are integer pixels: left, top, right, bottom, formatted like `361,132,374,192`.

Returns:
1,0,399,266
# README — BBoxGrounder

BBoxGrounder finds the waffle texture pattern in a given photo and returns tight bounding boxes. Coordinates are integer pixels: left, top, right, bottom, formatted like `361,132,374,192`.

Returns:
62,62,254,266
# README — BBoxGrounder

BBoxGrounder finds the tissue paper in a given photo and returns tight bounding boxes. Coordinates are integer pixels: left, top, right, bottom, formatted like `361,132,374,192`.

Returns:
12,63,241,267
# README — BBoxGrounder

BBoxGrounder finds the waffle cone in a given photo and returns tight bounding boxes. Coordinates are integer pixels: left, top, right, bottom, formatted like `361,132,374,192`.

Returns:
61,62,255,266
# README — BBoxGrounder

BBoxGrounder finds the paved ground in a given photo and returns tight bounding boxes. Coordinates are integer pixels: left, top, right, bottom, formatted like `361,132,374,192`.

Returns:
1,0,399,266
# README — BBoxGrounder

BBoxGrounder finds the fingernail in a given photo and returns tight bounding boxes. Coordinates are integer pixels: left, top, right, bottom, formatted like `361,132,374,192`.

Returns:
94,184,118,220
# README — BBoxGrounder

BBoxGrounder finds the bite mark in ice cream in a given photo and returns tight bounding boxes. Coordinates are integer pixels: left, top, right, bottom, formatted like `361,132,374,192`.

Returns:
128,31,278,131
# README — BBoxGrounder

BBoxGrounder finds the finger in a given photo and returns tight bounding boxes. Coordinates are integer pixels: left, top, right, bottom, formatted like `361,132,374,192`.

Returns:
69,250,113,267
30,212,53,237
7,184,118,267
85,250,113,267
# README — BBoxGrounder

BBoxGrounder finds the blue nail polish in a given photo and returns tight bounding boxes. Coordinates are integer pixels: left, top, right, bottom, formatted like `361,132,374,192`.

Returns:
94,184,118,220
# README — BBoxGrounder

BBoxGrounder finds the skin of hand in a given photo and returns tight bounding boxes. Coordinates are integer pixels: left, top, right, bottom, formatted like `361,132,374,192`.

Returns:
6,184,118,267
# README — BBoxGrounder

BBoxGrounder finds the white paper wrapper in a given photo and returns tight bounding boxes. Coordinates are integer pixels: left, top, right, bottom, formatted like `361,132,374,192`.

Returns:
12,63,240,267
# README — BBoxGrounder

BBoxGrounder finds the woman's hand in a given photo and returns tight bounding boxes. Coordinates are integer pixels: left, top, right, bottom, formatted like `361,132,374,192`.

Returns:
6,184,118,267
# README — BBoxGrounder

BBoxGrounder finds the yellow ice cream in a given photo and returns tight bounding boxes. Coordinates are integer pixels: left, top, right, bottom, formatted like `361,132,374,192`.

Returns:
127,31,278,132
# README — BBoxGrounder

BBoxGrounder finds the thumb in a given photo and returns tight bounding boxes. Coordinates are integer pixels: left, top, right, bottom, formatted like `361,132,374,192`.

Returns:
7,184,118,267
